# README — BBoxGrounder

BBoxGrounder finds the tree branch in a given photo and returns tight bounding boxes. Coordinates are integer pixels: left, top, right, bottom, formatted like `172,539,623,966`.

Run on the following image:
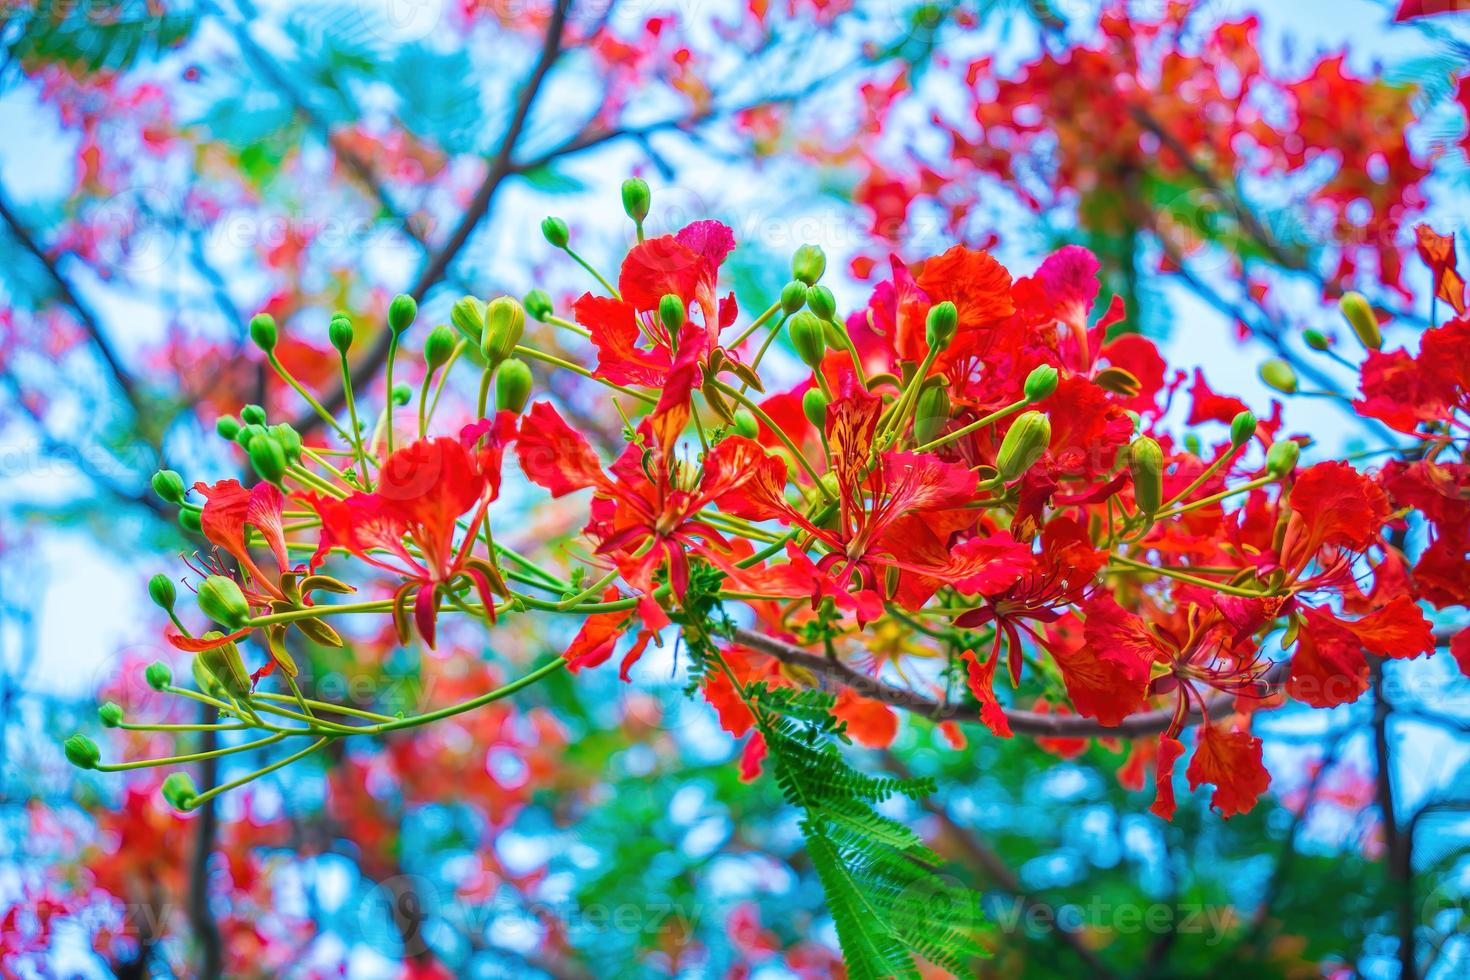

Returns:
731,626,1288,739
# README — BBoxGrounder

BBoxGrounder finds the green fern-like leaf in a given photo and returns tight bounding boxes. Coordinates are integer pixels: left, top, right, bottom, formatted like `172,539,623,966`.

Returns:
6,1,198,73
756,705,989,978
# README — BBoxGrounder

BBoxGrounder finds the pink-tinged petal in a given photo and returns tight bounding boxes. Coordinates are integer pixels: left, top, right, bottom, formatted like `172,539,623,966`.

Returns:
675,219,736,269
413,584,439,649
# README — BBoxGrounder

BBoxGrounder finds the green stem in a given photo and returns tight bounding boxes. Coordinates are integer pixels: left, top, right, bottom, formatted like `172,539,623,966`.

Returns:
913,398,1029,454
269,353,352,441
184,737,331,810
710,379,832,500
97,732,287,772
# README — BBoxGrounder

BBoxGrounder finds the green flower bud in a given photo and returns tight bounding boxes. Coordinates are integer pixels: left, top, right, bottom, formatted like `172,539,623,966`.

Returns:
802,388,829,429
780,280,808,315
197,632,252,699
658,294,686,338
179,507,202,533
161,772,198,811
925,301,958,352
524,289,553,322
1303,328,1330,352
248,433,288,484
192,655,224,699
495,358,534,414
914,384,951,446
236,423,265,450
789,311,827,369
1230,410,1257,448
392,382,412,406
732,409,759,440
1266,439,1300,477
1024,364,1059,403
148,573,177,612
249,312,277,352
64,733,100,770
269,423,303,463
995,411,1052,483
541,216,570,248
621,177,651,224
1340,291,1382,351
98,701,124,728
197,575,250,630
216,415,241,440
1259,358,1298,394
1128,436,1165,517
423,324,456,371
481,296,526,366
240,403,267,426
791,244,826,285
151,469,185,505
807,284,837,321
451,295,485,339
329,313,354,354
388,294,418,335
1184,433,1203,457
145,661,172,691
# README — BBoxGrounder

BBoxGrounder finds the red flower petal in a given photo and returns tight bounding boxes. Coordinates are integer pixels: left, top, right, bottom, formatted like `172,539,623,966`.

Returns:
1290,461,1390,553
1185,724,1270,819
1150,736,1186,821
516,402,609,497
960,648,1012,738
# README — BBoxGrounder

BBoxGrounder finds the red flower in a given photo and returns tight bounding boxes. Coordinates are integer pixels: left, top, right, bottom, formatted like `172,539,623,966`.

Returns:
1287,597,1435,708
1415,223,1466,315
189,478,293,603
581,220,737,386
1394,0,1470,23
1185,723,1270,819
304,417,516,648
718,384,1029,621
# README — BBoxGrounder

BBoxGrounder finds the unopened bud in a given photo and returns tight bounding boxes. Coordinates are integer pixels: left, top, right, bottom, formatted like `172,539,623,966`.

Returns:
98,701,124,728
780,280,808,315
1024,364,1059,402
1259,359,1298,394
789,312,827,370
1266,439,1300,476
216,415,241,440
451,295,485,339
1339,292,1383,351
269,423,302,463
495,358,534,414
621,178,650,224
161,772,198,811
541,216,570,249
524,289,553,322
658,294,686,338
1129,437,1165,517
802,388,829,429
1303,328,1330,352
249,312,277,352
1230,410,1257,448
179,507,202,534
388,294,417,335
925,301,958,352
423,324,456,371
145,661,172,691
64,733,100,770
197,575,250,630
792,244,826,285
732,409,759,440
248,433,287,484
480,296,526,366
329,313,354,354
392,383,412,406
914,384,951,446
1184,433,1203,457
241,403,267,426
148,573,177,612
1093,366,1142,398
807,285,836,321
151,469,185,504
198,633,252,699
995,411,1052,482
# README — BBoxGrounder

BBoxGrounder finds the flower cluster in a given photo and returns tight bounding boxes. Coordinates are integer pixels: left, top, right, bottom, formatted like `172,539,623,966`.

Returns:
71,183,1466,832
